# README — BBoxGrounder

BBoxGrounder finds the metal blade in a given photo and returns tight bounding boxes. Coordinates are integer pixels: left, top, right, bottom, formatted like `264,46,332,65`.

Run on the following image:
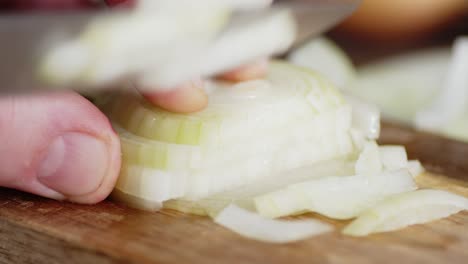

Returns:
278,0,361,48
0,11,113,93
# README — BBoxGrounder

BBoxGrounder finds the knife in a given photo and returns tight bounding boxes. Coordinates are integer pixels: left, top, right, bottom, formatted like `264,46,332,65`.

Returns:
0,0,360,94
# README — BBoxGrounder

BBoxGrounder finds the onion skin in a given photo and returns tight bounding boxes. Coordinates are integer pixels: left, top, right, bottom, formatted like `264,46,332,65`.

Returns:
336,0,468,42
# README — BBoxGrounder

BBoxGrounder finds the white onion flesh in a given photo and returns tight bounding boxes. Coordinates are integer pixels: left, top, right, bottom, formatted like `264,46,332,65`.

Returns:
214,204,333,243
343,189,468,236
407,160,425,178
113,106,354,202
164,158,356,216
254,169,416,219
354,141,382,176
109,62,355,204
379,145,408,171
346,95,380,140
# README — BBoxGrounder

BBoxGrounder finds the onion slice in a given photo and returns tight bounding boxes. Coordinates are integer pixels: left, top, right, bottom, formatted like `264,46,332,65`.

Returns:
164,158,356,215
343,189,468,236
346,96,380,140
214,204,333,243
407,160,424,178
354,141,382,176
378,145,408,171
254,169,416,219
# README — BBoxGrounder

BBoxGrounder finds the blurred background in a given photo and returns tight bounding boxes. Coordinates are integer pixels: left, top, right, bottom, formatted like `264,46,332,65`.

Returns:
328,0,468,64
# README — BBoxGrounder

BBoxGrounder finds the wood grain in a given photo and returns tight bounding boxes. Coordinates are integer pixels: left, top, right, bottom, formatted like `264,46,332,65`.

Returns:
0,123,467,264
379,122,468,182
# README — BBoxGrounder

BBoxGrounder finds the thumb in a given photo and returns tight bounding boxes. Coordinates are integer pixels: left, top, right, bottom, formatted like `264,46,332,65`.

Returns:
0,92,121,204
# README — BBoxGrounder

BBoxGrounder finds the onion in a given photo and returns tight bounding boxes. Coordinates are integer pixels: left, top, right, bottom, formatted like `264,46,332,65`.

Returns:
164,158,357,216
346,96,380,140
378,145,408,171
102,57,458,243
343,189,468,236
254,169,416,220
214,204,332,243
407,160,424,178
106,62,355,206
354,141,382,176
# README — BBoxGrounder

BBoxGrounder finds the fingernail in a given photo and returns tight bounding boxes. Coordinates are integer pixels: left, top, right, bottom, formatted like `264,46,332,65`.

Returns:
141,78,208,113
37,132,109,197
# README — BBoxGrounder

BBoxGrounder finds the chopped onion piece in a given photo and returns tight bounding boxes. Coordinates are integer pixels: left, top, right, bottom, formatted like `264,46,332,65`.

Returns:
254,169,416,219
214,204,332,243
164,158,356,215
349,128,367,151
355,141,382,176
343,189,468,236
346,95,380,140
379,145,408,171
407,160,425,178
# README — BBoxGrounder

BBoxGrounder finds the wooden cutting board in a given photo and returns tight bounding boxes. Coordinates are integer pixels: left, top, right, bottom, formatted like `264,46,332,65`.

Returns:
1,122,468,264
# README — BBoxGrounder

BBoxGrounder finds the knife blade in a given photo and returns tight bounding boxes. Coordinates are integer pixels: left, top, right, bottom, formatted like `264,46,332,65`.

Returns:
277,0,361,49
